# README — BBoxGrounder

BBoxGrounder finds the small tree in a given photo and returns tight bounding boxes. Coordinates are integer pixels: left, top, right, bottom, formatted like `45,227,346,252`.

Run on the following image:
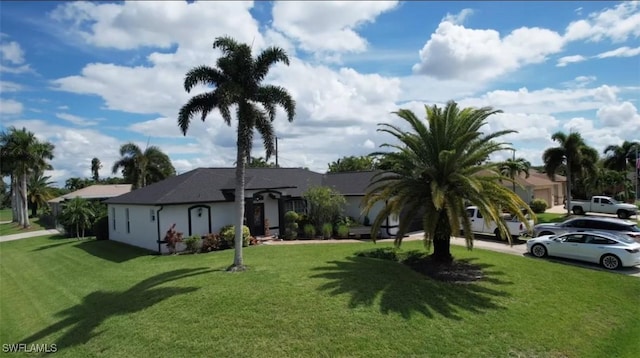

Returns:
303,186,346,231
60,197,94,239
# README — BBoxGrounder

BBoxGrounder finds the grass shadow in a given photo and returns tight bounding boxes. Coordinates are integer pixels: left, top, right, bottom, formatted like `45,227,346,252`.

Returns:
31,240,77,252
311,256,510,320
17,268,213,351
74,239,154,263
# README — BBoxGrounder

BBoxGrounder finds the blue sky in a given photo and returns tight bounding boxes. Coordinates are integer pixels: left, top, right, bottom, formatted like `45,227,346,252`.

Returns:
1,1,639,186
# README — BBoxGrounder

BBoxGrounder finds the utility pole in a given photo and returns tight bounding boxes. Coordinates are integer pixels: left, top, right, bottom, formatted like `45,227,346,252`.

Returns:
275,136,278,168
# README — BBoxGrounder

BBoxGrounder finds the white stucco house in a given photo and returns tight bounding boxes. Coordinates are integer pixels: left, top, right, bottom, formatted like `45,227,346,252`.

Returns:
104,168,397,254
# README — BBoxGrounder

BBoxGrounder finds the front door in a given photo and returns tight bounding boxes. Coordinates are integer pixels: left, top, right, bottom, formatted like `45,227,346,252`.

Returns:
251,203,265,236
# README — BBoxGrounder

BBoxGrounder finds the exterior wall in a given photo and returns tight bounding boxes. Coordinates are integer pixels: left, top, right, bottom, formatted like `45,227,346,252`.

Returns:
344,196,367,224
109,202,239,254
533,187,552,207
346,197,398,238
109,204,160,252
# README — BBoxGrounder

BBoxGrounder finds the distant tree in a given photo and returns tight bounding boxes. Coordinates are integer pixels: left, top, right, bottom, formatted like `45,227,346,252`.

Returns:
91,157,102,181
498,157,531,192
603,140,639,172
0,127,55,228
327,155,377,173
28,173,56,217
178,36,296,271
543,131,598,214
248,156,277,168
112,143,176,189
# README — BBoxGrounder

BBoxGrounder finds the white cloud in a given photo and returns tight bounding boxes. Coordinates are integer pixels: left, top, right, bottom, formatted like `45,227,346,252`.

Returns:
596,101,640,127
0,64,32,74
363,139,375,149
271,1,399,56
458,85,620,114
486,112,560,143
562,75,597,89
0,40,25,64
595,46,640,58
556,54,586,67
3,119,123,185
564,1,640,43
50,1,262,51
0,81,23,92
442,8,474,25
55,112,98,126
0,99,23,114
412,21,564,81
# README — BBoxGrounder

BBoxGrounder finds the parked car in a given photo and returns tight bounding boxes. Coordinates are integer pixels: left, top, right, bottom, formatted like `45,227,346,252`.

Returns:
533,216,640,241
463,206,533,240
566,195,637,219
527,231,640,270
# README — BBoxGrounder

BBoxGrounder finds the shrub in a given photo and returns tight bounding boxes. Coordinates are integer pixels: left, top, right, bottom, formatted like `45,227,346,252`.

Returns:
354,247,399,261
321,222,333,239
219,225,251,247
164,224,183,254
303,223,316,238
184,235,201,254
93,216,109,240
284,211,299,240
336,224,349,238
529,199,548,214
201,233,226,252
303,186,346,229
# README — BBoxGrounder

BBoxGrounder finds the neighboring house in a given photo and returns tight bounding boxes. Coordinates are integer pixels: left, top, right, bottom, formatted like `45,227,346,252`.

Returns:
48,184,133,219
105,168,399,254
511,171,567,206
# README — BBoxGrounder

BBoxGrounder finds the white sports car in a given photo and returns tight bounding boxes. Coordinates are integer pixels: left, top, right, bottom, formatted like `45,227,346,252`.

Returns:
527,231,640,270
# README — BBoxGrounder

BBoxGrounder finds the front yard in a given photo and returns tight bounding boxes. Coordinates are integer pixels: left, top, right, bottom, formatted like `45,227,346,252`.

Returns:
1,235,638,357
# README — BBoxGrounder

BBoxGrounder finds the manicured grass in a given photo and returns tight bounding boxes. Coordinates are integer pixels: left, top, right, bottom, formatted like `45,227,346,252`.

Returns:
0,208,11,222
0,218,45,236
1,236,639,357
535,212,568,223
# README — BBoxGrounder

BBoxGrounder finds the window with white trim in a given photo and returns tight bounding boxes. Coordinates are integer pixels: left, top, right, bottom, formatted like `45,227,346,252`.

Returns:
112,208,116,230
126,208,130,233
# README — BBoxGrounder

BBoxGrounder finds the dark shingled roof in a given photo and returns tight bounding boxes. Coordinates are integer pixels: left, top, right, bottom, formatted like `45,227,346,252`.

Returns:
323,170,381,195
104,167,324,205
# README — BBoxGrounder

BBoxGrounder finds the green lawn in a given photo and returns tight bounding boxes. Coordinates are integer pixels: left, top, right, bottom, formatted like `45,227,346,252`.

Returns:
0,218,46,236
1,236,639,357
0,208,11,222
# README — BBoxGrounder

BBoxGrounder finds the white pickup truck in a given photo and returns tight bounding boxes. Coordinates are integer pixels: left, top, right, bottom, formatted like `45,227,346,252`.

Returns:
567,196,638,219
463,206,534,240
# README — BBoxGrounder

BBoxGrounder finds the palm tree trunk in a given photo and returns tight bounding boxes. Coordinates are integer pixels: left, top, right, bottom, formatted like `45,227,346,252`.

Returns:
229,128,247,271
76,222,79,239
566,159,572,216
431,210,453,263
10,175,18,223
31,202,38,218
19,172,30,228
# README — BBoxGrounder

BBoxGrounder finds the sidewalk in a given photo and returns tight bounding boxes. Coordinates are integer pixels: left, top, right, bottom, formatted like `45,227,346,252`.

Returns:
0,229,61,243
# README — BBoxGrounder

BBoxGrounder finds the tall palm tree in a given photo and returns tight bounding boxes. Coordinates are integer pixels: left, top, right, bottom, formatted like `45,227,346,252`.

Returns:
60,197,94,239
364,101,532,263
112,143,176,189
178,36,296,271
543,131,598,215
28,173,55,217
498,157,531,193
0,127,55,228
91,157,102,182
603,140,639,171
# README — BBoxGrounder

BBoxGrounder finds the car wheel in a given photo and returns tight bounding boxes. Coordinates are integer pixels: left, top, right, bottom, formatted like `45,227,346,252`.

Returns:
600,254,621,270
617,210,629,220
531,244,547,258
573,207,584,215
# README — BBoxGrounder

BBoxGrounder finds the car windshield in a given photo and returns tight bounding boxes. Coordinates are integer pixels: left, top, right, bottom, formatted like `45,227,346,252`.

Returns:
626,225,640,233
607,198,619,204
614,235,635,244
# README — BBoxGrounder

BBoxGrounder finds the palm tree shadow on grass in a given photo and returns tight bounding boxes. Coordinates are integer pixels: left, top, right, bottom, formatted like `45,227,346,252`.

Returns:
73,239,154,263
18,268,213,351
311,257,511,320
